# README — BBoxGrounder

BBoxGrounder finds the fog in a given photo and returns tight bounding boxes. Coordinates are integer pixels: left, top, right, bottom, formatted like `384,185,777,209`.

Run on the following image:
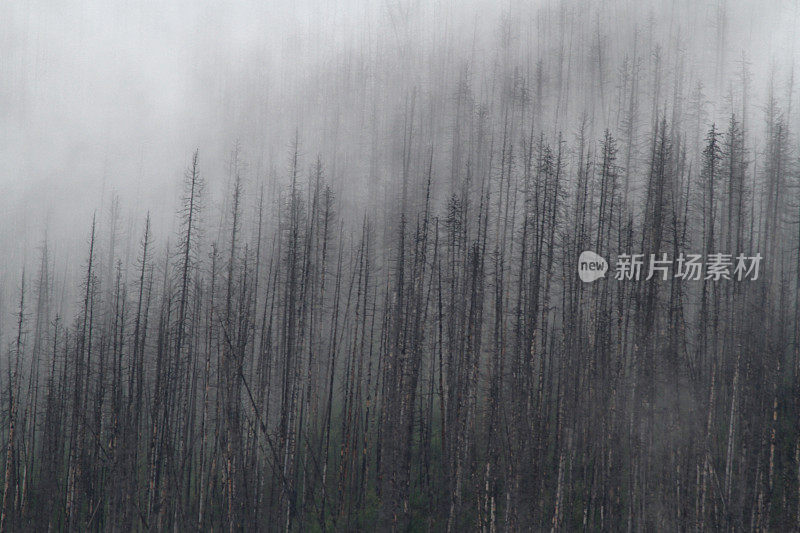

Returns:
4,1,796,268
2,1,800,530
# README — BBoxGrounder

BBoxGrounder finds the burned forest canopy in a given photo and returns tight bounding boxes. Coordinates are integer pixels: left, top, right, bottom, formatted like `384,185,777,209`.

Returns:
2,0,800,530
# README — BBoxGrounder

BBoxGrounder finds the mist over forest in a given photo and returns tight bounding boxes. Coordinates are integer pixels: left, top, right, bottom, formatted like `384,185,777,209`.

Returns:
1,0,800,530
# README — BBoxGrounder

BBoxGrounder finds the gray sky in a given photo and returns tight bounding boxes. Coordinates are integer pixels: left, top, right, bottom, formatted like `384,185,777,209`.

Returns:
1,0,798,274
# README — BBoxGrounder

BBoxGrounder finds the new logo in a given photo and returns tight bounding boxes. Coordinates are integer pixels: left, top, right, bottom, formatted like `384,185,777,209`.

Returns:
578,251,608,282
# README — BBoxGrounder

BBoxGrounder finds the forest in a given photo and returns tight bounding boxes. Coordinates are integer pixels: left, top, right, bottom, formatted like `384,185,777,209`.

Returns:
2,0,800,530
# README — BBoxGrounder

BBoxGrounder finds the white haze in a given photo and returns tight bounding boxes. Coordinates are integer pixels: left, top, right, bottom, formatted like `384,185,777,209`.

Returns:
1,0,798,295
